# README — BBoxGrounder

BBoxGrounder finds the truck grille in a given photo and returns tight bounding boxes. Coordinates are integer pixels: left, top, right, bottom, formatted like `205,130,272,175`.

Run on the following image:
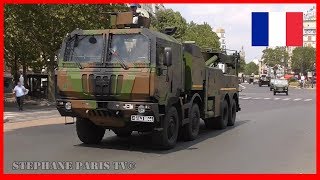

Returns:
82,74,123,96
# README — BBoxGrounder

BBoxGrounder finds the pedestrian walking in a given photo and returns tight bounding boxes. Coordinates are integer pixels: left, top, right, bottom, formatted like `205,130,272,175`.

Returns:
13,81,27,111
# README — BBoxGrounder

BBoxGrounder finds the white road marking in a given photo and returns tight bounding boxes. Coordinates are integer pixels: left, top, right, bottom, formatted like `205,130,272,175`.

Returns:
263,98,271,100
242,97,252,100
253,97,261,99
282,98,291,101
274,98,281,100
293,98,302,101
304,99,312,101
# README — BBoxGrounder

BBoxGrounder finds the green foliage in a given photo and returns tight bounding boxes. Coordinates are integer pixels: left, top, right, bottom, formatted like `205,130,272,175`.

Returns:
151,9,188,39
182,21,220,49
291,47,316,74
5,4,128,100
244,62,259,75
237,56,246,73
262,47,289,76
151,9,220,49
288,77,297,83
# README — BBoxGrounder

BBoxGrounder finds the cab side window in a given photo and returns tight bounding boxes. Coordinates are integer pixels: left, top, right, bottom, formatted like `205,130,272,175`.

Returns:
156,46,165,66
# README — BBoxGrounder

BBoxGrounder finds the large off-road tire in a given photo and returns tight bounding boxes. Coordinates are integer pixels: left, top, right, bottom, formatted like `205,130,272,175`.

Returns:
152,106,179,149
113,129,132,137
228,99,236,126
181,104,200,141
204,100,229,130
76,118,105,144
215,100,229,129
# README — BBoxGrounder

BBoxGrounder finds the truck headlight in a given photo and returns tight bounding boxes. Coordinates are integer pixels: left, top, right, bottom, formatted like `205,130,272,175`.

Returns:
138,105,145,114
65,102,72,110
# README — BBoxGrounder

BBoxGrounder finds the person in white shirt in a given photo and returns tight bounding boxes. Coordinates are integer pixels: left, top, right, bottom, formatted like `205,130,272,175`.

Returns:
301,75,305,88
13,82,27,111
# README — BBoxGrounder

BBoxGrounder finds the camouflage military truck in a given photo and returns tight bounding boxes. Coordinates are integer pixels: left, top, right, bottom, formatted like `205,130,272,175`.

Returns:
56,12,241,149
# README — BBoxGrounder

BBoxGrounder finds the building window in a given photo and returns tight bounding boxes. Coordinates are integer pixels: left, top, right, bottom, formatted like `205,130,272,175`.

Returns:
308,36,312,41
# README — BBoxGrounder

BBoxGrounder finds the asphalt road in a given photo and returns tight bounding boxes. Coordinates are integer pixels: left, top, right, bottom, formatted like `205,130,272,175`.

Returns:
4,84,316,173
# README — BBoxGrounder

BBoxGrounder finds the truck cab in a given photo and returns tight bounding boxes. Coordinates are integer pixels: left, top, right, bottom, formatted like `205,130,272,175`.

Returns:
56,12,240,149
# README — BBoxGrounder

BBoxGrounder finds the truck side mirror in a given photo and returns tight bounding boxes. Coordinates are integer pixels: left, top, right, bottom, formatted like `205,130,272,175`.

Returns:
164,47,172,67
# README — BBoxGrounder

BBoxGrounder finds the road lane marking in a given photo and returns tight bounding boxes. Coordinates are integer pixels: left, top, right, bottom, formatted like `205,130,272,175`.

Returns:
304,99,312,101
293,98,302,101
242,97,252,100
282,98,291,101
263,98,271,100
274,98,281,100
253,97,261,99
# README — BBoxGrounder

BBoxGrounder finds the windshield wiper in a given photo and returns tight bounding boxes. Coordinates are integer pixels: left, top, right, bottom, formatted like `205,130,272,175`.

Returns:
109,48,129,70
70,48,83,69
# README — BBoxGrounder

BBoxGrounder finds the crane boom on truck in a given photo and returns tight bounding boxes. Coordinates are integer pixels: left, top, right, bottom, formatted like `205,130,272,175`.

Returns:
56,11,241,149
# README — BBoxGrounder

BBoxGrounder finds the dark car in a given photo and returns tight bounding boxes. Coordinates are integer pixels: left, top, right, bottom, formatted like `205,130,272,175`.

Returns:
259,74,270,87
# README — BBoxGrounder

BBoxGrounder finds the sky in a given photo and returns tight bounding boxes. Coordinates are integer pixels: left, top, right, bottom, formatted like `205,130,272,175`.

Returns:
165,4,316,63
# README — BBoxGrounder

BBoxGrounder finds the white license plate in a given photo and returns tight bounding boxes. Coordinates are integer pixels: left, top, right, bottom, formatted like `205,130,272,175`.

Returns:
131,115,154,122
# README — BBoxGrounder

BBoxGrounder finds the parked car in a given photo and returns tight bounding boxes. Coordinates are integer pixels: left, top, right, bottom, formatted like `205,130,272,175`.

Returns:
269,79,276,91
273,79,289,95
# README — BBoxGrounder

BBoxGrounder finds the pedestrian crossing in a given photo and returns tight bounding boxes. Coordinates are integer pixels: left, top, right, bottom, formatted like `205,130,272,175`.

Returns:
4,108,60,123
239,96,313,102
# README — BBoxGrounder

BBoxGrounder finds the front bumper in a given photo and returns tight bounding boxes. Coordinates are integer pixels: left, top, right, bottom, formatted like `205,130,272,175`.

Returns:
274,87,288,92
56,99,160,128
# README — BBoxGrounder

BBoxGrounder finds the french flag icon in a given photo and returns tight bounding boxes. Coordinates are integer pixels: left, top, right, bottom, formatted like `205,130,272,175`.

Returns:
252,12,303,47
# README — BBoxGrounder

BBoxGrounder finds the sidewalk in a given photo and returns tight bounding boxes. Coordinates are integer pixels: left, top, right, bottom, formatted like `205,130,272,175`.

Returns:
289,85,316,90
4,96,57,123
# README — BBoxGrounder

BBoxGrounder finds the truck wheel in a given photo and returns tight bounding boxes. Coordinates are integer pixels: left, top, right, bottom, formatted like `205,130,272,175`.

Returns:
228,99,236,126
270,88,272,91
215,100,229,130
268,84,270,87
259,83,262,87
76,118,105,144
181,104,200,141
286,91,288,96
152,106,179,149
113,129,132,137
273,91,276,95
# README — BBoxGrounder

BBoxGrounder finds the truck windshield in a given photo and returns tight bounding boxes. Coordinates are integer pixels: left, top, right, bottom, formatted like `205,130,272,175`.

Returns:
65,35,104,63
108,34,149,64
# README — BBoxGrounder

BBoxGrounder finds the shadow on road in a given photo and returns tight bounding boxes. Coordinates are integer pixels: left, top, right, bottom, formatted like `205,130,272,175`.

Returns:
273,94,289,96
76,120,249,154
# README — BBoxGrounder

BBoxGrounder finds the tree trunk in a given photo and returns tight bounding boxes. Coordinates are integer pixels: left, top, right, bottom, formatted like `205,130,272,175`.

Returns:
14,56,18,84
22,62,27,87
47,55,56,101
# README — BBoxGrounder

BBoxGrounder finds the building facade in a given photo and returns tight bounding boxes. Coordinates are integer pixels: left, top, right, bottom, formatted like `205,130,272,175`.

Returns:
215,28,226,50
303,6,316,48
286,6,316,73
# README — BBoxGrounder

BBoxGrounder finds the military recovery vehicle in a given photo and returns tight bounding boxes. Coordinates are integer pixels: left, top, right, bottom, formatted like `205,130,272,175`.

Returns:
56,12,241,149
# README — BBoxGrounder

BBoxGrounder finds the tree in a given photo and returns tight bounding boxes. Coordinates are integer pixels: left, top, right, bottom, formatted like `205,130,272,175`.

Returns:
237,56,246,73
262,47,289,76
182,21,220,50
5,4,128,101
244,62,259,75
151,9,188,40
291,47,316,74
